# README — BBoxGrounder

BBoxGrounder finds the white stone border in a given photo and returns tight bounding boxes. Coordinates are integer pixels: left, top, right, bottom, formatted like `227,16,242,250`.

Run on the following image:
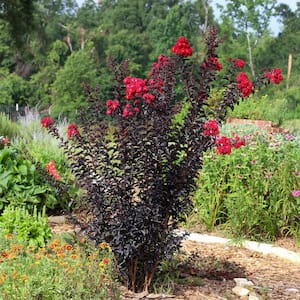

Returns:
182,232,300,264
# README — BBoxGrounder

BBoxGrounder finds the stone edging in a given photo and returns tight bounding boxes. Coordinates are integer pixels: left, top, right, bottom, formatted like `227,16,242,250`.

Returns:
184,232,300,264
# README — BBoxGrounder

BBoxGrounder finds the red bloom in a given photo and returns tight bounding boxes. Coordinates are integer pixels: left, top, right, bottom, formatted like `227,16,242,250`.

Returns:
203,120,220,136
265,68,284,84
143,93,155,104
124,77,148,100
215,136,232,155
106,100,120,115
122,103,134,118
46,160,61,180
67,124,80,139
41,116,54,128
232,58,245,68
203,56,222,71
171,36,193,57
233,135,246,149
236,72,253,97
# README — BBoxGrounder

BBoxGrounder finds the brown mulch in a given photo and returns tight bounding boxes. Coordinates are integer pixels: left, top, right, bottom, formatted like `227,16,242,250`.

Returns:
176,240,300,300
49,220,300,300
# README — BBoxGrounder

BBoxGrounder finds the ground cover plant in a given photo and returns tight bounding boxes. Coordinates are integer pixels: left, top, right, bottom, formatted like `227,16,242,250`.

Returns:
41,27,283,292
193,124,300,241
0,230,118,299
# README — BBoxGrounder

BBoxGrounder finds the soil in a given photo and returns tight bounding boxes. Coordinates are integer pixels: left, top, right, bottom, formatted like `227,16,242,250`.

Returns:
49,221,300,300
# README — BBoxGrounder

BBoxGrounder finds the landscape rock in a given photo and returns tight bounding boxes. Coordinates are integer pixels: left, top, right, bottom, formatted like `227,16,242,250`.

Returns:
232,286,250,297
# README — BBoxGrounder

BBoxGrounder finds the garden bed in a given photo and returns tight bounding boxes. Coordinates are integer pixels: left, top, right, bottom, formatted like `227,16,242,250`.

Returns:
49,218,300,299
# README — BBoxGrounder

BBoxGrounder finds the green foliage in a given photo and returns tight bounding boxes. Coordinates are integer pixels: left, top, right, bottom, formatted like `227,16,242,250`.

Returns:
0,113,20,138
51,44,98,120
193,124,300,241
0,231,119,299
0,68,32,106
0,205,52,248
228,94,289,124
0,146,63,211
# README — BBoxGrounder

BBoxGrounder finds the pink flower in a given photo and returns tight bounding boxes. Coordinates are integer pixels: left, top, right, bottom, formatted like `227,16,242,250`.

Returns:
265,68,284,84
215,136,232,155
67,124,80,139
106,100,120,115
203,120,220,136
291,190,300,197
41,116,54,128
46,160,61,181
171,36,193,57
237,72,253,97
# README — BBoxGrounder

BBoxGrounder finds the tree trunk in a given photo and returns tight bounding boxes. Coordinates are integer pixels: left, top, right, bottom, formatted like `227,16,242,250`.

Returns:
246,32,255,78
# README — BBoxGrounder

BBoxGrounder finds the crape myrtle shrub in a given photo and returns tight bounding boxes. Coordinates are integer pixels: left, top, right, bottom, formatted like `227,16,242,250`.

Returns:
41,26,282,292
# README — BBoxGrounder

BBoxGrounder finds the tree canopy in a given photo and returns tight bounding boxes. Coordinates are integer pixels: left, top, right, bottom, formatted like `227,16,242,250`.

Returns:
0,0,299,120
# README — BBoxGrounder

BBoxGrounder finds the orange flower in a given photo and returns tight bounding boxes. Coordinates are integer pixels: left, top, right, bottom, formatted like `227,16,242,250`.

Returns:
4,233,13,239
0,274,7,284
102,257,110,265
63,244,73,251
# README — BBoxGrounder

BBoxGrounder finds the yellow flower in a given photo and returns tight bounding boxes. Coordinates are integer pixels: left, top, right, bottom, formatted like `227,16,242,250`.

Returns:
99,242,110,250
0,273,7,284
20,274,27,282
12,271,18,280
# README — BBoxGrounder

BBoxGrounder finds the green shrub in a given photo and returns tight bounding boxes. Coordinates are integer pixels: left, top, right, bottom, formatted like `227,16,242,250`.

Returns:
193,124,300,241
0,206,51,248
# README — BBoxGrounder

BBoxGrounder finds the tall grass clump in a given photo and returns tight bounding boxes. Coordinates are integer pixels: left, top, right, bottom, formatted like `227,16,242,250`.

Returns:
0,112,20,138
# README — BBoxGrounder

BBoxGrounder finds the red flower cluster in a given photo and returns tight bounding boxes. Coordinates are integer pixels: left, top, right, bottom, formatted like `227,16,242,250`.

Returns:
106,100,120,115
124,77,149,100
46,160,61,180
143,93,155,104
203,56,222,71
122,103,140,118
265,68,284,84
149,55,169,75
67,124,80,139
215,136,232,155
233,135,246,149
236,72,253,97
203,120,220,136
41,116,54,128
171,36,193,57
231,58,245,68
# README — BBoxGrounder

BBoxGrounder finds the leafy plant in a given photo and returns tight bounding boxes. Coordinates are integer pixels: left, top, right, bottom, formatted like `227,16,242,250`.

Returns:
41,27,282,292
0,231,119,299
0,145,68,211
194,124,300,241
0,205,52,248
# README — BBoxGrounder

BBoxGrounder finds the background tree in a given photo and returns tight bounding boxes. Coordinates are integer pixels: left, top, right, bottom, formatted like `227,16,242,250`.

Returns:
218,0,278,78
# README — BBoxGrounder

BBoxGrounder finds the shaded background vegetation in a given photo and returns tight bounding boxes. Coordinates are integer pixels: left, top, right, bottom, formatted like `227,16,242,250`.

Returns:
0,0,299,124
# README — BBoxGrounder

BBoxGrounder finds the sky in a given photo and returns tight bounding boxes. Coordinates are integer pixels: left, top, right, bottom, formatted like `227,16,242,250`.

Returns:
76,0,298,35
